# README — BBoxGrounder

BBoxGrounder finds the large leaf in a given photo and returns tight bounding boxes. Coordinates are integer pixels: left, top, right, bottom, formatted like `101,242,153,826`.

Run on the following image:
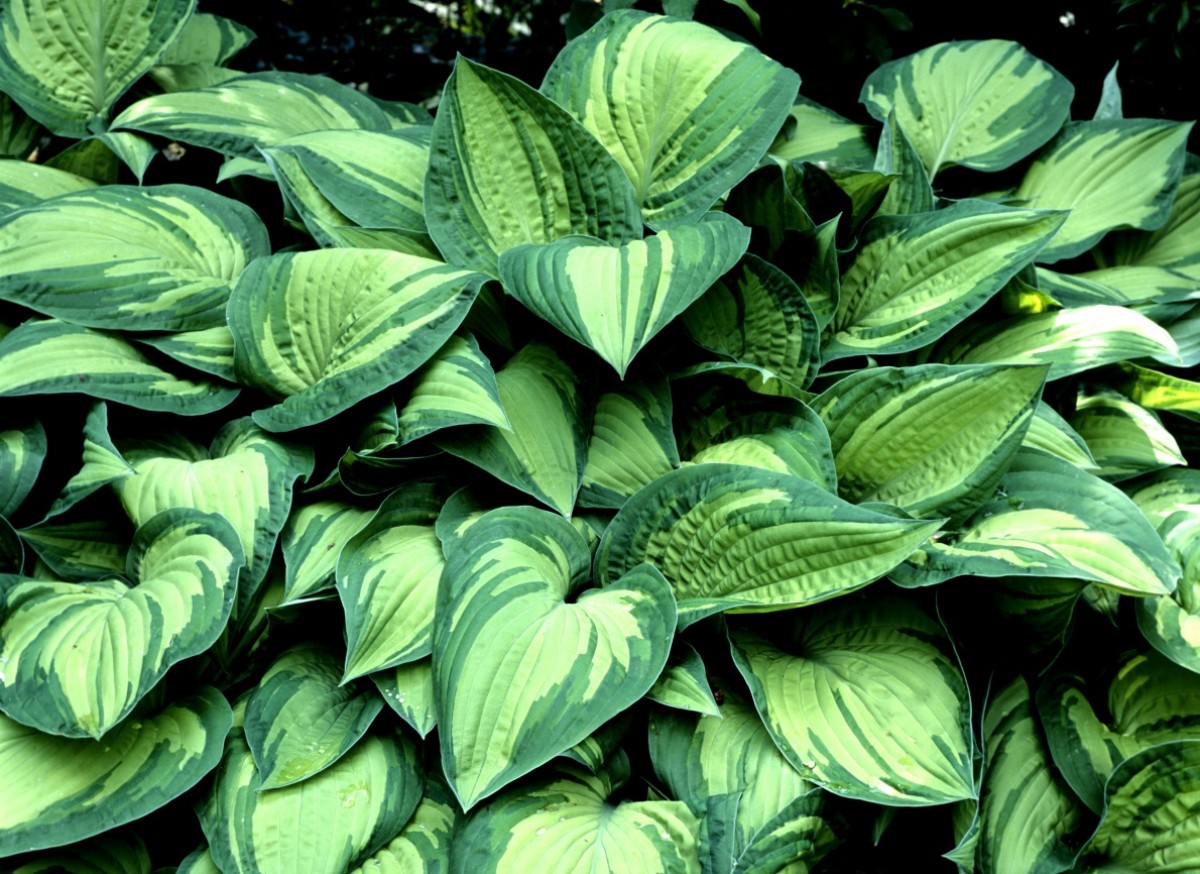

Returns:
0,686,231,858
731,598,975,806
1015,119,1192,263
0,0,194,136
200,727,423,874
860,40,1073,177
434,506,675,809
228,249,487,432
0,160,96,213
0,509,242,738
499,213,749,377
597,463,941,625
542,10,799,227
0,185,269,331
425,56,641,276
815,363,1047,522
824,200,1066,360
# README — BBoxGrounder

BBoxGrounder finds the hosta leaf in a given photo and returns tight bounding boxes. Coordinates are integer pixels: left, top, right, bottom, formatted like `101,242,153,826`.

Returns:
824,201,1066,360
976,676,1082,874
1111,360,1200,421
0,418,45,517
44,136,117,184
0,686,231,858
936,304,1181,379
244,646,384,789
337,483,444,682
5,830,150,874
0,0,193,137
177,847,221,874
452,764,700,873
597,463,941,625
893,450,1181,593
1075,740,1200,872
815,363,1047,522
19,514,129,582
437,344,588,516
41,402,132,521
860,40,1073,177
682,254,821,389
158,12,254,66
645,642,720,717
0,509,243,738
1072,390,1184,480
280,500,374,603
1101,171,1200,279
135,325,236,382
229,249,487,432
1016,119,1192,263
0,517,22,573
730,598,975,806
349,781,457,874
112,71,399,158
0,93,39,159
874,111,935,216
425,56,641,276
394,333,509,445
0,319,238,414
542,9,799,227
500,213,749,377
0,160,96,214
200,728,423,874
372,658,437,739
434,506,675,809
769,97,875,170
580,376,679,509
0,185,269,331
1022,402,1099,470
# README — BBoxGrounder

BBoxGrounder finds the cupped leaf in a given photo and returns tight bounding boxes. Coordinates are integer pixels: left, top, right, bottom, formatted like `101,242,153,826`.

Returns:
814,363,1047,522
645,642,720,717
0,185,269,331
349,781,457,874
0,319,238,414
0,160,96,214
0,686,231,859
112,71,399,157
874,112,935,216
597,463,941,624
730,598,975,806
1071,389,1184,480
824,200,1066,360
437,344,588,516
1022,401,1099,470
0,0,194,136
244,645,384,789
280,500,374,603
394,332,509,445
542,9,799,227
229,249,487,432
425,56,641,275
200,727,423,874
580,376,679,509
434,506,675,809
1016,119,1193,263
0,418,45,517
860,40,1073,177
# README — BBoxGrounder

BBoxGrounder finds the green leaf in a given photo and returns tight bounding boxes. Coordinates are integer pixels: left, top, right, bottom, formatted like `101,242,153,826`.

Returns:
112,71,401,158
1072,389,1185,480
280,500,374,603
244,645,384,789
437,344,588,516
597,463,941,624
0,160,96,214
0,185,269,331
1111,360,1200,421
349,781,457,874
1022,401,1099,470
0,93,39,159
580,376,679,510
134,325,236,383
769,97,875,170
394,333,510,445
893,450,1182,593
645,642,720,717
815,364,1047,522
434,506,675,809
860,40,1073,177
0,0,194,137
542,10,799,227
0,418,45,517
19,515,129,582
874,112,934,215
5,830,150,874
372,658,437,739
0,686,231,859
1101,171,1200,279
158,12,254,66
425,56,641,276
825,200,1067,360
0,509,243,738
200,727,423,874
337,483,444,682
0,319,239,415
731,598,975,806
1015,119,1193,263
228,249,487,432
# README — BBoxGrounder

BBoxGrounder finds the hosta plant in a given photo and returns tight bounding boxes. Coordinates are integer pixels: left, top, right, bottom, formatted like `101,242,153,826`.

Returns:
0,0,1198,871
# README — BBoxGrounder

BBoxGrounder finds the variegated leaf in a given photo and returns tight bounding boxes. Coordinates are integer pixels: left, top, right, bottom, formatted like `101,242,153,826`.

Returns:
349,781,457,874
228,249,487,432
0,509,243,738
730,598,975,806
280,500,374,603
0,160,96,214
157,12,253,66
874,111,935,215
0,418,44,517
0,185,269,331
769,97,875,170
499,213,749,377
0,93,39,160
580,376,679,510
3,830,150,874
434,506,675,809
860,40,1073,177
1022,401,1100,470
425,56,641,276
134,325,236,383
542,10,799,227
372,658,436,739
645,642,720,717
394,333,509,445
1071,389,1184,480
1100,171,1200,279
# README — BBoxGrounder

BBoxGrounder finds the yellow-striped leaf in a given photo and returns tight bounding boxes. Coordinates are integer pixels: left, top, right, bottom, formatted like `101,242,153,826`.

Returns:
1022,402,1098,470
349,781,457,874
0,418,44,517
1100,171,1200,280
434,506,675,809
372,658,436,739
157,12,253,66
134,325,236,383
280,500,374,604
580,376,679,510
1071,389,1185,480
394,333,509,445
543,10,799,227
645,643,720,717
769,97,875,170
0,159,96,214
